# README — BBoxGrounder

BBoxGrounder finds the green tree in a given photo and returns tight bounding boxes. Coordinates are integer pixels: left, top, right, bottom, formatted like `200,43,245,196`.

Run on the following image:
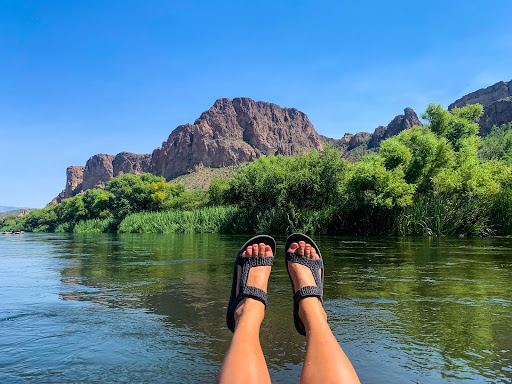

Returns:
422,103,482,151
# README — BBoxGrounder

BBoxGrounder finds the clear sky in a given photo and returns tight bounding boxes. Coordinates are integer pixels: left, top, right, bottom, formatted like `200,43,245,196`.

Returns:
1,0,512,208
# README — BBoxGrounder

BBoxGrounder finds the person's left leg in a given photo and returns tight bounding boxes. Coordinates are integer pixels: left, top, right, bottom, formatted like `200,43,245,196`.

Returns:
216,243,273,384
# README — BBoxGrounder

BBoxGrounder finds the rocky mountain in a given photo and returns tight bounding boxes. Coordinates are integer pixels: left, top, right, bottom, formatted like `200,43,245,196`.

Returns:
449,80,512,136
369,107,422,149
321,107,423,160
51,80,512,205
50,98,323,205
151,97,322,180
448,80,512,110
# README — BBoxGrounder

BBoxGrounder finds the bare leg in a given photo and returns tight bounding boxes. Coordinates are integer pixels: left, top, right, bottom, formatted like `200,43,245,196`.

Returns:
216,243,273,384
288,241,360,384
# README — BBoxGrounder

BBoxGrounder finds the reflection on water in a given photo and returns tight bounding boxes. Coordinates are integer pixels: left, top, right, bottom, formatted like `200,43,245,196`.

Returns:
0,233,511,383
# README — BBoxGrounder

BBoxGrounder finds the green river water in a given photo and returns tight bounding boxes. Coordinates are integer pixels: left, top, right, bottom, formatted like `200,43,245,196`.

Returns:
0,233,511,383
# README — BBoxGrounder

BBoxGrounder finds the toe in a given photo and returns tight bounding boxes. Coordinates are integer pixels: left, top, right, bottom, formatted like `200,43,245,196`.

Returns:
252,244,258,257
258,243,266,257
304,244,311,258
288,242,299,253
264,245,273,257
298,241,305,256
311,248,319,260
242,250,247,257
246,246,253,257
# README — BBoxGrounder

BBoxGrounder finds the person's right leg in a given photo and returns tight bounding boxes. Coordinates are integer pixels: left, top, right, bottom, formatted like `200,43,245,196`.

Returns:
216,243,273,384
288,241,360,384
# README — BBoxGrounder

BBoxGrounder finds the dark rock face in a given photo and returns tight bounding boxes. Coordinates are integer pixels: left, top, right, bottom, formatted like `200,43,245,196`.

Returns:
370,126,387,149
348,132,371,149
81,154,115,191
479,98,512,136
113,152,152,177
151,97,323,180
369,108,422,148
449,80,512,110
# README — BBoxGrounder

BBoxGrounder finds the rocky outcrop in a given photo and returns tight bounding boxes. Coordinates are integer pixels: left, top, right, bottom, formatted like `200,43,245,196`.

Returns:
449,80,512,110
151,97,323,180
348,132,371,149
478,98,512,136
81,154,115,191
49,153,154,205
369,108,422,148
113,152,152,177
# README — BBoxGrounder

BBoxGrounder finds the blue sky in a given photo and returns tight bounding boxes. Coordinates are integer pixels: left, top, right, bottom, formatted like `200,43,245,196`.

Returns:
1,0,512,208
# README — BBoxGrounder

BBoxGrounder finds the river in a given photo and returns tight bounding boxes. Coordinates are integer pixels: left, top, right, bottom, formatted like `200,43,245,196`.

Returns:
0,233,511,383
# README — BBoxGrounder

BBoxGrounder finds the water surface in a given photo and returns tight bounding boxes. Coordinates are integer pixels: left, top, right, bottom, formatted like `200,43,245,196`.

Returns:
1,233,511,383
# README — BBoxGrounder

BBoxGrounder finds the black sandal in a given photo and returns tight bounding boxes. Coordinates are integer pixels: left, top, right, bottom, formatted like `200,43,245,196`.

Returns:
285,233,324,336
226,235,276,332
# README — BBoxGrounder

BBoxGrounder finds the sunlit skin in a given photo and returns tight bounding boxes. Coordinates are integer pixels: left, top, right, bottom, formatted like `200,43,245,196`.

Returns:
216,241,360,384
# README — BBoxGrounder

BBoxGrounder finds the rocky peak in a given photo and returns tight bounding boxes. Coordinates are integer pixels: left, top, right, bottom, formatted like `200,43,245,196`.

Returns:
448,80,512,110
369,108,422,148
151,97,323,180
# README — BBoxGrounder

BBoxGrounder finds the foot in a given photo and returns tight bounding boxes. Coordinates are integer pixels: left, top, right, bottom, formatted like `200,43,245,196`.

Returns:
234,243,273,326
287,241,326,322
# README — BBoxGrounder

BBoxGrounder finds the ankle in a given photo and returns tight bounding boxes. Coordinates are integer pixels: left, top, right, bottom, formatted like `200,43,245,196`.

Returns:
298,297,328,329
234,299,265,328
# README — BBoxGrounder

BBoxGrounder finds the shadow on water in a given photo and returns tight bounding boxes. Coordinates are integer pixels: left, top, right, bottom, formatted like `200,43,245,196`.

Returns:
0,233,511,383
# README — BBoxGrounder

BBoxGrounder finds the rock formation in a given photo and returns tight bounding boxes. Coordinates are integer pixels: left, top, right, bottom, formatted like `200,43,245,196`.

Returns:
448,80,512,110
369,108,422,148
50,98,323,204
348,132,371,149
447,80,512,137
478,98,512,136
113,152,152,177
49,153,151,205
81,154,115,191
151,97,323,180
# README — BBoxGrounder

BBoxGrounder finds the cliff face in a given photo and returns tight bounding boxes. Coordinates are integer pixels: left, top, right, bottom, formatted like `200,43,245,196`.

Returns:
151,97,323,180
479,98,512,136
81,154,115,191
448,80,512,110
113,152,152,177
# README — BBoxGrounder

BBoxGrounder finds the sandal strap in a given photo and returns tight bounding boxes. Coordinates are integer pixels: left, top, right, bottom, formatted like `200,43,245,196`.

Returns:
240,286,268,307
286,251,323,288
293,285,323,302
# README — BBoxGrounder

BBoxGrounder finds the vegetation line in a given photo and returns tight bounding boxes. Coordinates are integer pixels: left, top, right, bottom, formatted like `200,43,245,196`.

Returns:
3,104,512,236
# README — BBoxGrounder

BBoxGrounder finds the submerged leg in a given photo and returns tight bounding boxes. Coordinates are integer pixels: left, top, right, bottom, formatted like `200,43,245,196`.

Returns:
216,243,273,384
288,241,360,384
